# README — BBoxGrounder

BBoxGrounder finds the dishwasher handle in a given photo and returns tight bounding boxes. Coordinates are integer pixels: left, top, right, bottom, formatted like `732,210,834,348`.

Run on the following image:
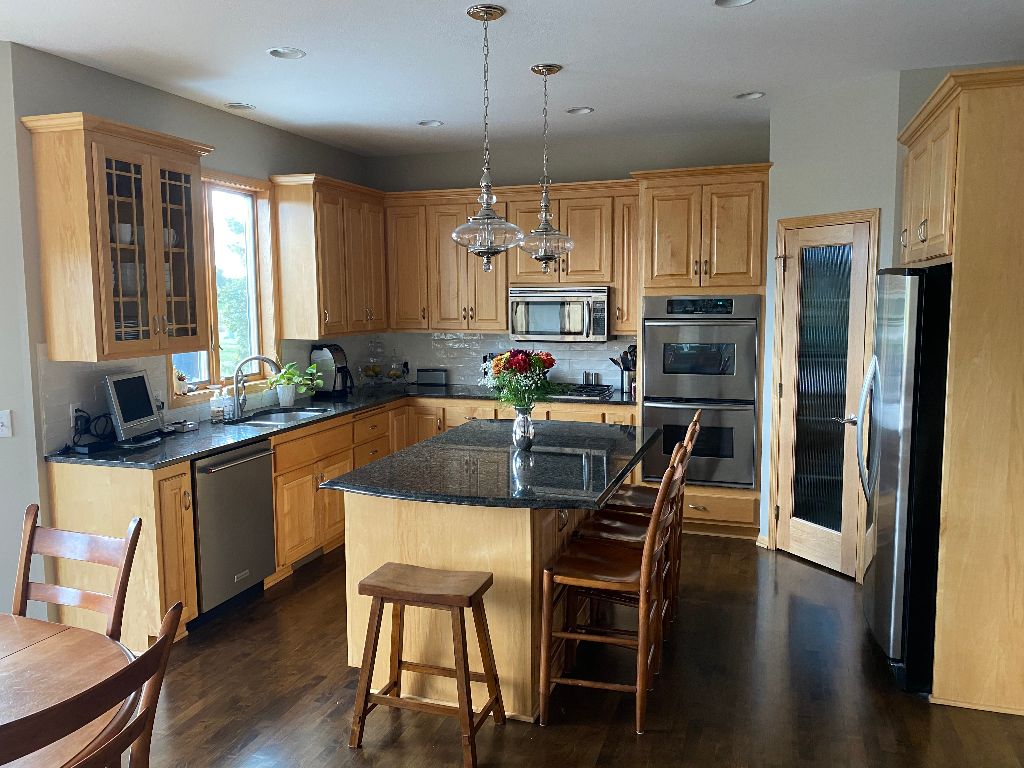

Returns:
198,449,274,474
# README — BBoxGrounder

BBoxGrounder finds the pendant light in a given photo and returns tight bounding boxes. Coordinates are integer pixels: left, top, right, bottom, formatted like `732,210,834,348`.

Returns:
452,4,523,273
519,64,574,274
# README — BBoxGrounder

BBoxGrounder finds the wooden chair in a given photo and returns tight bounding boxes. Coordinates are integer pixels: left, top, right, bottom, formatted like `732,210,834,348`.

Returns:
13,504,142,642
350,563,506,768
539,453,687,734
7,603,182,768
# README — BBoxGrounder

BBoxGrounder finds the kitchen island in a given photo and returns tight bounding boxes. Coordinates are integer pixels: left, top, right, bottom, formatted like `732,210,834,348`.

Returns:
323,419,658,720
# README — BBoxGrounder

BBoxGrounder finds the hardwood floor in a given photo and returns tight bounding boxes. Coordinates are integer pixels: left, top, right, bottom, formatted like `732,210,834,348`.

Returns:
150,537,1024,767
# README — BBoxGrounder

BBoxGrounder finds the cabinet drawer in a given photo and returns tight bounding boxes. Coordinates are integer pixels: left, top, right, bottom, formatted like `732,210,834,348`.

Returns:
274,421,353,475
545,408,605,423
354,410,390,444
682,490,758,526
445,405,497,430
354,434,391,468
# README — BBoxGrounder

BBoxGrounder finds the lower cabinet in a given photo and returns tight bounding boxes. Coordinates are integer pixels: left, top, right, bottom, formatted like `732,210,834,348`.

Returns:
156,471,200,633
274,464,321,566
317,451,352,544
410,405,444,442
444,404,497,430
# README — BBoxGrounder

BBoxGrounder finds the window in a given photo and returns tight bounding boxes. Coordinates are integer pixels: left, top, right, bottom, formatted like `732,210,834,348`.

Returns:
170,175,274,401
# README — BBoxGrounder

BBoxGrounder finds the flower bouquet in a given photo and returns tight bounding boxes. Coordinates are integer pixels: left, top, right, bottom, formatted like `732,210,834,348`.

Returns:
482,349,565,449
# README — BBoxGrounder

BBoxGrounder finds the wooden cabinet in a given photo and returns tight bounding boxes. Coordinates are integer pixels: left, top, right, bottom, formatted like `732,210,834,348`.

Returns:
465,205,509,331
508,199,559,283
444,404,497,430
611,196,639,334
387,206,428,329
389,405,411,452
543,407,606,423
23,113,212,361
560,197,614,283
900,103,958,264
316,450,352,545
635,165,769,289
274,464,320,566
273,174,387,338
682,488,758,527
410,405,444,442
155,471,199,632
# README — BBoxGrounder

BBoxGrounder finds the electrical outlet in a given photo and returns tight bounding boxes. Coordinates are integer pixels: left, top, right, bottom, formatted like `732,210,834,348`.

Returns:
70,402,83,430
0,409,11,438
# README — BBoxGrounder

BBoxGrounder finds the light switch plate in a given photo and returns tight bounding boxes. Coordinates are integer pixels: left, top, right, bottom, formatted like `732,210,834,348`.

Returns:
0,410,11,438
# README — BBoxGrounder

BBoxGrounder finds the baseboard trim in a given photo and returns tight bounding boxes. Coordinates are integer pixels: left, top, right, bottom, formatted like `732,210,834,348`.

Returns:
682,521,759,540
755,534,769,549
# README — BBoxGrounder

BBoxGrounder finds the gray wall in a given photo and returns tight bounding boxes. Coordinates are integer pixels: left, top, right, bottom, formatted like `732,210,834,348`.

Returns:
758,72,902,537
364,125,769,191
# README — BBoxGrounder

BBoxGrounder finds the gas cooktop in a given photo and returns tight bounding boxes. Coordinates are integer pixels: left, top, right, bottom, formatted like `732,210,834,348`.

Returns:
549,384,615,402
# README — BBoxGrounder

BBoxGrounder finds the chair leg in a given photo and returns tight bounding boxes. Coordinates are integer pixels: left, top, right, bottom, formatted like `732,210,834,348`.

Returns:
450,607,477,768
538,569,555,726
349,596,386,749
635,596,650,735
471,598,506,725
389,603,405,698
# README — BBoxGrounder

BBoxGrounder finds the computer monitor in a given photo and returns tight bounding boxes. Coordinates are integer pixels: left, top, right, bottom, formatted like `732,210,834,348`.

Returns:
104,370,162,441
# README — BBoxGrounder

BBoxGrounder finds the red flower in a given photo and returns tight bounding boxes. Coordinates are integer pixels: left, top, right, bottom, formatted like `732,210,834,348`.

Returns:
509,353,530,373
538,352,556,370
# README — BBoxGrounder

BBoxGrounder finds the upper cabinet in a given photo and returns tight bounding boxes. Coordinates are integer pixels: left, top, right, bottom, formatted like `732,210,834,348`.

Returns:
899,102,959,264
386,206,428,330
611,195,639,334
23,113,213,361
272,174,388,339
635,165,769,290
507,199,559,283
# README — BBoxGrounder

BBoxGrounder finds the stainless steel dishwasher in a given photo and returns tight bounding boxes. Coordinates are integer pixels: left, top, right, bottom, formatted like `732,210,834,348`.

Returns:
193,440,276,612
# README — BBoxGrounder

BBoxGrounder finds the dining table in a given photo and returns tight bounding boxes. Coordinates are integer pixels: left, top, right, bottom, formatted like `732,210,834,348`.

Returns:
0,614,135,767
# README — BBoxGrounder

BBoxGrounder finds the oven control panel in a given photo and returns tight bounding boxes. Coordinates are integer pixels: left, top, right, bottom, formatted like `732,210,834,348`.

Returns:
666,298,734,315
643,294,760,320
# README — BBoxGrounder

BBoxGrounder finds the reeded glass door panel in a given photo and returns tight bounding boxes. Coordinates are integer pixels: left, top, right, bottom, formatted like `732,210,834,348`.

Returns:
792,244,853,531
102,151,153,346
156,162,203,344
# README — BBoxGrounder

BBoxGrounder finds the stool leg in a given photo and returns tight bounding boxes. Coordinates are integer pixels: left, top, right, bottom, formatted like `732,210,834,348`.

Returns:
349,596,385,749
565,586,579,672
538,569,555,726
450,607,477,768
389,603,405,698
471,597,506,725
635,593,650,735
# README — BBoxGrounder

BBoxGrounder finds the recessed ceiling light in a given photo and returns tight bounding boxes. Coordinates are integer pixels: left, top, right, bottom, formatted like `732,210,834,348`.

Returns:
224,102,255,111
418,120,445,127
715,0,756,7
267,46,307,59
734,91,766,100
566,106,595,115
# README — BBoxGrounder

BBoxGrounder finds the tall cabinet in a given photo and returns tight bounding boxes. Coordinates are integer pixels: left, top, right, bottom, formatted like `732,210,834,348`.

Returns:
22,113,213,361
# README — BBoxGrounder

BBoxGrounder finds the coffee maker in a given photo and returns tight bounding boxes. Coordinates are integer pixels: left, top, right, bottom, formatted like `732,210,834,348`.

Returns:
310,344,355,400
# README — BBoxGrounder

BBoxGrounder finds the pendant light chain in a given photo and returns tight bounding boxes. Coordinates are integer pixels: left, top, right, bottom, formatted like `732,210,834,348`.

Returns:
541,71,550,185
481,18,491,173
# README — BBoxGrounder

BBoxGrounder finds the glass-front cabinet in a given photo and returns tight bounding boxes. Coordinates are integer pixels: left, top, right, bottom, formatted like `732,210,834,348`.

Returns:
23,113,212,361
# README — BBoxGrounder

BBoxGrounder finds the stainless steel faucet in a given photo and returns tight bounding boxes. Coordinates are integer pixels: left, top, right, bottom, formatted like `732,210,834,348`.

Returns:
232,355,281,419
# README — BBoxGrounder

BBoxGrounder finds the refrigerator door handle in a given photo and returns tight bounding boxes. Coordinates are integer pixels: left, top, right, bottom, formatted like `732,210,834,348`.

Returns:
856,355,880,499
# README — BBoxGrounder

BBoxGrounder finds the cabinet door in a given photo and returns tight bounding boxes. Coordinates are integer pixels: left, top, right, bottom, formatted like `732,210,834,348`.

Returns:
467,202,509,331
642,185,701,288
561,196,613,283
150,155,209,352
508,199,561,283
92,140,161,356
389,405,411,451
444,404,497,430
411,406,444,442
923,104,958,260
604,409,635,426
316,450,352,545
363,201,388,330
700,182,763,287
427,204,469,329
343,197,369,331
387,206,428,329
544,407,605,423
156,472,199,625
903,138,930,264
274,465,319,567
316,189,348,335
611,196,638,335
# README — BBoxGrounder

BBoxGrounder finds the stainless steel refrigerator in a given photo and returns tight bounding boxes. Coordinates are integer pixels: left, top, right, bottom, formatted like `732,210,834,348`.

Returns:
857,264,951,692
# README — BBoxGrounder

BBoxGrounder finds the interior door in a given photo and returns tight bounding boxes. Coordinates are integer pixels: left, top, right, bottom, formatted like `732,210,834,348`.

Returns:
776,221,872,576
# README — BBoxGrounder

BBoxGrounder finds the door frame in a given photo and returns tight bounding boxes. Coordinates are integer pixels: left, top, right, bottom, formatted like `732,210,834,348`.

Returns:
767,209,879,583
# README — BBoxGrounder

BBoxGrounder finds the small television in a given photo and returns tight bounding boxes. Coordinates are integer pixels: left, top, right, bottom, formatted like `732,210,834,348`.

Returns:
104,370,162,441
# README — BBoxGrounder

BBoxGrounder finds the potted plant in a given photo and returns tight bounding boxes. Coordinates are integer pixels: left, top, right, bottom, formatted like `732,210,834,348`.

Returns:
268,362,323,408
481,349,565,450
172,368,189,396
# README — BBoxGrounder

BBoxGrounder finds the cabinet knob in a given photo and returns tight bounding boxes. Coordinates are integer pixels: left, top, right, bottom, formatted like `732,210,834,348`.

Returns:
182,490,191,510
900,228,908,248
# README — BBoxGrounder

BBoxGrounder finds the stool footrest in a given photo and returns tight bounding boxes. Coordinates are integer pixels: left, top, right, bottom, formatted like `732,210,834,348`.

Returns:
551,676,637,693
552,629,639,649
401,660,488,684
366,691,500,733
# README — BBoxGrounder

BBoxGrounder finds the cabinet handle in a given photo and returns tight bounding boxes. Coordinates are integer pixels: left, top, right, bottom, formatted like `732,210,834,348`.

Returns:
369,449,378,456
703,260,709,275
369,424,378,430
616,306,622,321
324,308,330,322
693,259,699,277
562,256,568,273
687,503,707,512
462,307,468,320
469,306,475,321
318,473,326,484
919,218,928,242
421,307,426,320
437,417,442,431
162,315,169,336
182,490,191,510
900,228,908,248
153,314,162,335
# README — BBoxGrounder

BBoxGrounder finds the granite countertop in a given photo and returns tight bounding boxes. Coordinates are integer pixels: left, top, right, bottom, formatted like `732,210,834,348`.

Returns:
322,420,660,510
45,384,637,470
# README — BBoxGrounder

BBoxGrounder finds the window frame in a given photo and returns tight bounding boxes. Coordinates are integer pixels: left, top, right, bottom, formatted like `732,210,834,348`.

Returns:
168,172,278,407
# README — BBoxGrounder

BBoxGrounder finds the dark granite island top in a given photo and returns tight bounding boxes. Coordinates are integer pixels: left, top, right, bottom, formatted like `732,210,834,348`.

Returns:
323,420,659,510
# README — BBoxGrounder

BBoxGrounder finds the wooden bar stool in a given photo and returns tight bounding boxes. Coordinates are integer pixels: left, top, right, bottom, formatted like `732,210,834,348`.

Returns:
349,562,506,768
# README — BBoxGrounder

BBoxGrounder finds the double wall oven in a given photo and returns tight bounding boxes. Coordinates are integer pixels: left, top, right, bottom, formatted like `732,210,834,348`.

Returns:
642,295,760,487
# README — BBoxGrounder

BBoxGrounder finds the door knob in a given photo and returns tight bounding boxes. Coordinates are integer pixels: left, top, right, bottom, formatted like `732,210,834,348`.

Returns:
832,414,858,425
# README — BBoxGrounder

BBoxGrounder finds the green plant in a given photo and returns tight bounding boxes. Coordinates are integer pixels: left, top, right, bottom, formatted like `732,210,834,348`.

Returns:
268,362,323,394
481,349,567,409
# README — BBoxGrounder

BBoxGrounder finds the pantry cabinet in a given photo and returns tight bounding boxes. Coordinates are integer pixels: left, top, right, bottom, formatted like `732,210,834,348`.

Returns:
386,206,429,329
900,102,958,264
634,165,769,289
272,174,388,339
22,113,213,362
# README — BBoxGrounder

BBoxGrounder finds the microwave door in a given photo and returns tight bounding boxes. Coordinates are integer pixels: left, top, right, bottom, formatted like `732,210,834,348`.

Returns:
511,298,586,342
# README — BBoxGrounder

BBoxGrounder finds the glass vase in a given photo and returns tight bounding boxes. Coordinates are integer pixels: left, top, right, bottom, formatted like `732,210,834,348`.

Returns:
512,406,535,450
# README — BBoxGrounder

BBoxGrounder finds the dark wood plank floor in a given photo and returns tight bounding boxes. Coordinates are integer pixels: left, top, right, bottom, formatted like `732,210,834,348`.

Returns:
150,536,1024,767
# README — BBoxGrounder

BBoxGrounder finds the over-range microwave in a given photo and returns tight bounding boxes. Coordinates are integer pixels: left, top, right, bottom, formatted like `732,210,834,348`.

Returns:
509,286,609,343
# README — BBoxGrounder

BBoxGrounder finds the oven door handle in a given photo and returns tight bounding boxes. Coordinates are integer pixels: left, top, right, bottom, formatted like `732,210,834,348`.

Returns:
643,319,758,328
643,400,753,411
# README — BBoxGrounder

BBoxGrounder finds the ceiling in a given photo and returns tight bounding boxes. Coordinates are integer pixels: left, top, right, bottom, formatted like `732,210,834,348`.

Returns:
3,0,1024,157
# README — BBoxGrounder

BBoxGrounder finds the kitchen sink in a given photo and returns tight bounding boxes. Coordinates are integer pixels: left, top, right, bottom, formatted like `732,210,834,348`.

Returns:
231,407,331,427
